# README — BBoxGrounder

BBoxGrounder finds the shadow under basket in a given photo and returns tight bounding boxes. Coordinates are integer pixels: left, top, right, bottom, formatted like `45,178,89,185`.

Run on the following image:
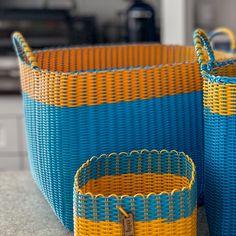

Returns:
74,149,197,236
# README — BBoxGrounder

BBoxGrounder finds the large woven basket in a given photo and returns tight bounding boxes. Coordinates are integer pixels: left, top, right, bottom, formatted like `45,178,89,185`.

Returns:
74,149,197,236
194,29,236,235
12,31,231,230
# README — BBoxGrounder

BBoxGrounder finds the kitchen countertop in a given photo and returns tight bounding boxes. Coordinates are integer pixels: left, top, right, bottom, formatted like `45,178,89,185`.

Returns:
0,171,72,236
0,171,209,236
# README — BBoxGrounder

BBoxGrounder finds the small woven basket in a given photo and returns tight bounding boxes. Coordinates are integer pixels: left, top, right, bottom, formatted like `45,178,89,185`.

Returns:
74,149,197,236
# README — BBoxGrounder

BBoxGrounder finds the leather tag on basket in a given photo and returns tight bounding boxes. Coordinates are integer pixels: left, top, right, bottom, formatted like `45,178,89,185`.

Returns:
121,213,135,236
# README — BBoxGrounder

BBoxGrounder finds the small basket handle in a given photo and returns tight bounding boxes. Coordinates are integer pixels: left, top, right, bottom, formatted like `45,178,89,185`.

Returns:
193,28,216,73
12,32,38,68
209,27,236,52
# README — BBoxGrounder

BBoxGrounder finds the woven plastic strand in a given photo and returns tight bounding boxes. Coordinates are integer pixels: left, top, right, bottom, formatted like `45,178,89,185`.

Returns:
194,28,236,235
73,150,197,236
23,91,203,230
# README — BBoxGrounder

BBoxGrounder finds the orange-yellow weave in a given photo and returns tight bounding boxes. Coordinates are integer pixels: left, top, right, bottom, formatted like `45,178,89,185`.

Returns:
204,64,236,116
74,209,197,236
16,33,230,107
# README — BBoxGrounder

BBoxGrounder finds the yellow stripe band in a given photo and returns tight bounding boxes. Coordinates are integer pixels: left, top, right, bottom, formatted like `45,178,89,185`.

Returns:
204,80,236,116
16,42,230,107
74,209,197,236
19,59,203,107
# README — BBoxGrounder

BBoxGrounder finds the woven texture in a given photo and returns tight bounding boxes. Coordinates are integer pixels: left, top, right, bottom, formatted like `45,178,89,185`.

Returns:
12,31,232,231
74,149,197,236
194,29,236,235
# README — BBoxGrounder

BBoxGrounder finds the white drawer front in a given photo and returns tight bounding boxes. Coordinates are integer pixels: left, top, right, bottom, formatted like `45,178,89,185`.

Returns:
0,156,21,171
0,117,19,153
23,154,29,170
19,117,27,153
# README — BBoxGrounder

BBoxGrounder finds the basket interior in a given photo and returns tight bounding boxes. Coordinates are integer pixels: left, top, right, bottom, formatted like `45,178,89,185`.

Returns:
76,150,195,197
211,62,236,78
33,44,197,73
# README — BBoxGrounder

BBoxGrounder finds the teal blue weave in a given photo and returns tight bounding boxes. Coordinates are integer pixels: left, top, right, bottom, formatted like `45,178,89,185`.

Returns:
23,90,203,230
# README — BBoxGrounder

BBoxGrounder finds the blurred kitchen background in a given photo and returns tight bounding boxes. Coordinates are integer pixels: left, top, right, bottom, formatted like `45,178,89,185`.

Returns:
0,0,235,171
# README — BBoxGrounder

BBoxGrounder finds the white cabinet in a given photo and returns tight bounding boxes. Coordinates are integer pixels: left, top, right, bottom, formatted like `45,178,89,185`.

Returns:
0,117,19,153
0,156,22,171
0,96,27,170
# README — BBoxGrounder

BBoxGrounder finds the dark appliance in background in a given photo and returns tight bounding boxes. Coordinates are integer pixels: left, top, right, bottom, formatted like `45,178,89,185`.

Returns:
0,9,97,53
102,11,127,43
126,0,158,42
0,9,96,94
70,16,97,45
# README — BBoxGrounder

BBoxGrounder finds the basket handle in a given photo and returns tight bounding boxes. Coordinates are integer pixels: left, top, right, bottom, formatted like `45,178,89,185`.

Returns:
12,32,38,68
209,27,236,52
193,28,216,73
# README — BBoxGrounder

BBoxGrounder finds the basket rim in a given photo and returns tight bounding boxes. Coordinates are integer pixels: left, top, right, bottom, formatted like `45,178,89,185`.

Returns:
193,28,236,84
17,47,233,77
74,149,196,199
202,58,236,84
13,30,233,77
23,48,198,75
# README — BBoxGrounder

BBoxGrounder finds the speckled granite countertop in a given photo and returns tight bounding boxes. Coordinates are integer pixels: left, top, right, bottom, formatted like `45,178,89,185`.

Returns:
0,171,209,236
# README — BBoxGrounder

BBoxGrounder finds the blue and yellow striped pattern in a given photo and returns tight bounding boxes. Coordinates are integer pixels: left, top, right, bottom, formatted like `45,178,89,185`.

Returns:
194,28,236,235
74,212,197,236
74,150,197,236
12,31,232,231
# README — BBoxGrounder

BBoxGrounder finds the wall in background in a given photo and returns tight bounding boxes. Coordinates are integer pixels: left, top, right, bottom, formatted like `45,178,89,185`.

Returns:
161,0,194,45
196,0,236,33
212,0,236,32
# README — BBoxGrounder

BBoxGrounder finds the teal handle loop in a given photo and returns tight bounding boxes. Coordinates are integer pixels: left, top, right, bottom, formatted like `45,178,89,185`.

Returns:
193,28,215,73
12,32,38,68
209,27,236,52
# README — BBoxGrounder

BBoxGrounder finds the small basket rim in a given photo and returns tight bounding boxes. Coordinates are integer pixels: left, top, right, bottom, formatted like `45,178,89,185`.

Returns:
74,149,196,199
202,59,236,84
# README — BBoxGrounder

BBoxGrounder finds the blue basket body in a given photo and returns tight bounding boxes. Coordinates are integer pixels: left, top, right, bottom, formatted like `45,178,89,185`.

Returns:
204,109,236,234
23,90,203,230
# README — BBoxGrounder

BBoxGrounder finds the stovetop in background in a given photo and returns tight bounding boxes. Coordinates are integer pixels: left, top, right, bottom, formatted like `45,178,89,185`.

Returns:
0,56,19,94
0,8,97,94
